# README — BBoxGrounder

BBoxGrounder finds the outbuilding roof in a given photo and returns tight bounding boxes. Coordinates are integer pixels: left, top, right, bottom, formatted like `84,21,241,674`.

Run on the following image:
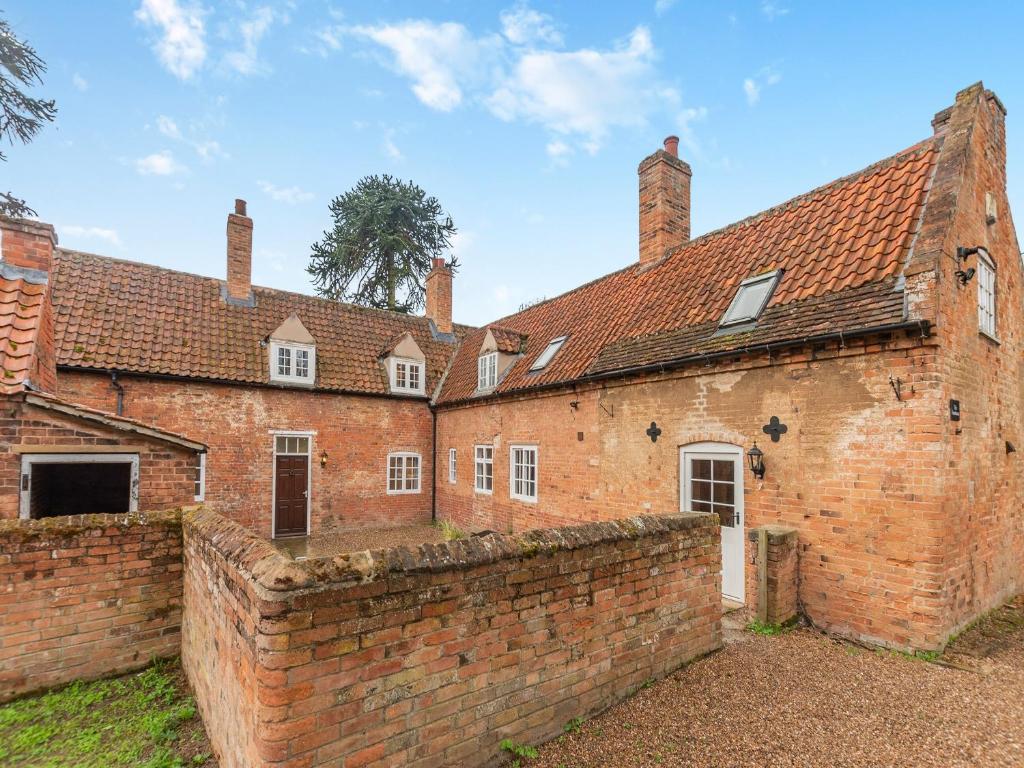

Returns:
435,136,939,404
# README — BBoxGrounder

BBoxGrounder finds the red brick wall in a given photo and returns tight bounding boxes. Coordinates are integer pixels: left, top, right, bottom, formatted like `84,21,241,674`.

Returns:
747,526,799,626
183,507,720,768
0,509,184,701
0,399,199,520
437,332,955,650
926,86,1024,634
56,372,434,537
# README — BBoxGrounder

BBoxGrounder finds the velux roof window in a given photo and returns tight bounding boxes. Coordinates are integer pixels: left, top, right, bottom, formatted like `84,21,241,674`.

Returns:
720,270,782,327
529,336,568,372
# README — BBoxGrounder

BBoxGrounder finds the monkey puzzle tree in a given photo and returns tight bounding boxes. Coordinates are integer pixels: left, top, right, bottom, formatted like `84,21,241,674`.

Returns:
307,175,457,313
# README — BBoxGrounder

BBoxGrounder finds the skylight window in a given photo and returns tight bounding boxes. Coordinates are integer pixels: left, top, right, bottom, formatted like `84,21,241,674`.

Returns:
529,336,568,372
720,270,782,327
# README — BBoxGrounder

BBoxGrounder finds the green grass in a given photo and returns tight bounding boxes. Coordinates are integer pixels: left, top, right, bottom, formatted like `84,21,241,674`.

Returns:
745,620,785,636
0,659,212,768
435,519,466,541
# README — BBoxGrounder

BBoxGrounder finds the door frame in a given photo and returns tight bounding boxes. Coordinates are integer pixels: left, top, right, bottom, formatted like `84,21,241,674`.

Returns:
270,431,313,539
679,442,745,603
19,453,140,520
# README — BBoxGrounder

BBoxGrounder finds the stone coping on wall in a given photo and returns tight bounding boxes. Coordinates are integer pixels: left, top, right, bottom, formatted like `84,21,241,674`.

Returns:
0,506,196,542
186,507,717,598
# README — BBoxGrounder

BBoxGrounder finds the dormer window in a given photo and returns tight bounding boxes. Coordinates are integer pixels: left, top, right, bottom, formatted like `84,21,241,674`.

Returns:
390,357,425,394
270,341,315,385
478,352,498,390
720,270,782,327
529,336,568,372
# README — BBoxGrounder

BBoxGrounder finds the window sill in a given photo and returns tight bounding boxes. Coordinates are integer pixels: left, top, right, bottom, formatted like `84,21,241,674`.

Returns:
474,488,493,495
270,377,315,388
390,388,427,397
510,495,538,504
387,488,421,495
979,329,1001,345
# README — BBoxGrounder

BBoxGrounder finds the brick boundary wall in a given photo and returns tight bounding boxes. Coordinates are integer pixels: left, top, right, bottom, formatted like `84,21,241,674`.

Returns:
0,509,186,701
183,508,722,768
747,526,800,626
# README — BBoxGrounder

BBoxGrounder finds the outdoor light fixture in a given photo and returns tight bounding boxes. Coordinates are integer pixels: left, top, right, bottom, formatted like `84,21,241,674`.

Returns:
955,246,989,286
747,442,765,480
320,451,328,467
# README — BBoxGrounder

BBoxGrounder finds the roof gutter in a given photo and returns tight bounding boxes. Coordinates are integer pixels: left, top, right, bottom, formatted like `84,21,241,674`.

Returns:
436,319,932,408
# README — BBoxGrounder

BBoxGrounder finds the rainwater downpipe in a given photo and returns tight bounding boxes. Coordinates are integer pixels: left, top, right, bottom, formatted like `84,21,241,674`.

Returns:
110,371,125,416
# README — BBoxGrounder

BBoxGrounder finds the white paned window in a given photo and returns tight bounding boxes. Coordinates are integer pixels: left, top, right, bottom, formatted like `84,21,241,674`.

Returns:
474,445,493,493
510,445,538,503
387,452,421,494
720,270,782,327
477,352,498,390
390,358,425,394
275,435,310,455
448,448,457,484
270,342,316,385
530,336,568,372
194,453,206,502
977,252,996,338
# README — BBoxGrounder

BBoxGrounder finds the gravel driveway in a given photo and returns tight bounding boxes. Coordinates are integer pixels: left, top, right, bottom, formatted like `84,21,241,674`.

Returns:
534,600,1024,768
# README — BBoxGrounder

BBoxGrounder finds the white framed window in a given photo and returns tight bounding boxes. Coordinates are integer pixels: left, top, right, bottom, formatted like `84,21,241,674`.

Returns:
474,445,493,494
389,357,425,394
477,352,498,390
510,445,538,503
448,448,457,484
275,434,310,455
530,336,568,372
977,251,996,338
387,452,421,494
270,341,316,385
194,453,206,502
720,270,782,327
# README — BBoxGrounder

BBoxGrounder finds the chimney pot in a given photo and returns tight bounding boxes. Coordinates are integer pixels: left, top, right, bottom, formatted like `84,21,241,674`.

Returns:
235,199,247,216
663,135,680,157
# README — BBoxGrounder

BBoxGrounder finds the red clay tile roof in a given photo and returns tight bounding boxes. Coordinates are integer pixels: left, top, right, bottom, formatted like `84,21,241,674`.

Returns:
0,265,48,394
437,137,940,404
488,325,526,354
50,250,465,396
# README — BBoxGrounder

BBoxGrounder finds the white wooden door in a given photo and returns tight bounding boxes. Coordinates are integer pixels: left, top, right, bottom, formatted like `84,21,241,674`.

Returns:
680,444,745,602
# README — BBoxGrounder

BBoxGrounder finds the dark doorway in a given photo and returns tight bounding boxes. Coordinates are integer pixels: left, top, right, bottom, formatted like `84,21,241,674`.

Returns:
274,455,308,537
29,462,132,518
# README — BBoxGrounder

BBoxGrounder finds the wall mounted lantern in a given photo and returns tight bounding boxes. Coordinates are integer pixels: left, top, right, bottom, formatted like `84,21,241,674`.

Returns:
747,442,765,480
955,246,989,286
320,451,328,468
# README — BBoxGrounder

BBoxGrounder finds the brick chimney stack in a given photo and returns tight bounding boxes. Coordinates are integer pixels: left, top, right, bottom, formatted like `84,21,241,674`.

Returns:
0,216,57,274
226,198,253,304
425,257,453,335
638,135,692,265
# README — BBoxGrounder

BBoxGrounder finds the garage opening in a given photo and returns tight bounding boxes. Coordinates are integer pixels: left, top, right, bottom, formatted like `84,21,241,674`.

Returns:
20,454,139,519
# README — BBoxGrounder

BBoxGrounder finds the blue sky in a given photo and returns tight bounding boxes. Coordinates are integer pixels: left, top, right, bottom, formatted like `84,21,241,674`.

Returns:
5,1,1023,326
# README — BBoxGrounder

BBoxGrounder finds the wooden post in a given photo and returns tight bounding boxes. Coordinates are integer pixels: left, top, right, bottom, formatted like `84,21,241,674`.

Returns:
757,527,768,624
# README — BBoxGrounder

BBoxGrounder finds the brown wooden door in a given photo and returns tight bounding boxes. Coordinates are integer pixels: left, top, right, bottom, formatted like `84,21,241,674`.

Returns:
275,455,308,537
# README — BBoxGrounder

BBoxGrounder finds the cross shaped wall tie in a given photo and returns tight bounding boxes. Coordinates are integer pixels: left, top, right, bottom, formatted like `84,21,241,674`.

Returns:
762,416,788,443
646,422,662,443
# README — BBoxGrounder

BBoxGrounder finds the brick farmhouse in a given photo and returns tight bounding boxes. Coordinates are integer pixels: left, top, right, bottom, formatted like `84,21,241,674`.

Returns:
0,82,1020,650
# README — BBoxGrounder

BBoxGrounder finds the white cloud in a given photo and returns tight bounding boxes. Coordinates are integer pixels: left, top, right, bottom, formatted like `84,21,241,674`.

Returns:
156,114,182,140
382,130,403,161
654,0,679,15
761,1,790,20
487,27,657,149
348,21,500,111
546,139,571,159
257,180,314,205
72,73,89,91
500,2,562,46
223,5,282,75
744,67,781,106
61,226,122,247
676,105,708,155
135,0,207,80
136,150,184,176
743,78,760,105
